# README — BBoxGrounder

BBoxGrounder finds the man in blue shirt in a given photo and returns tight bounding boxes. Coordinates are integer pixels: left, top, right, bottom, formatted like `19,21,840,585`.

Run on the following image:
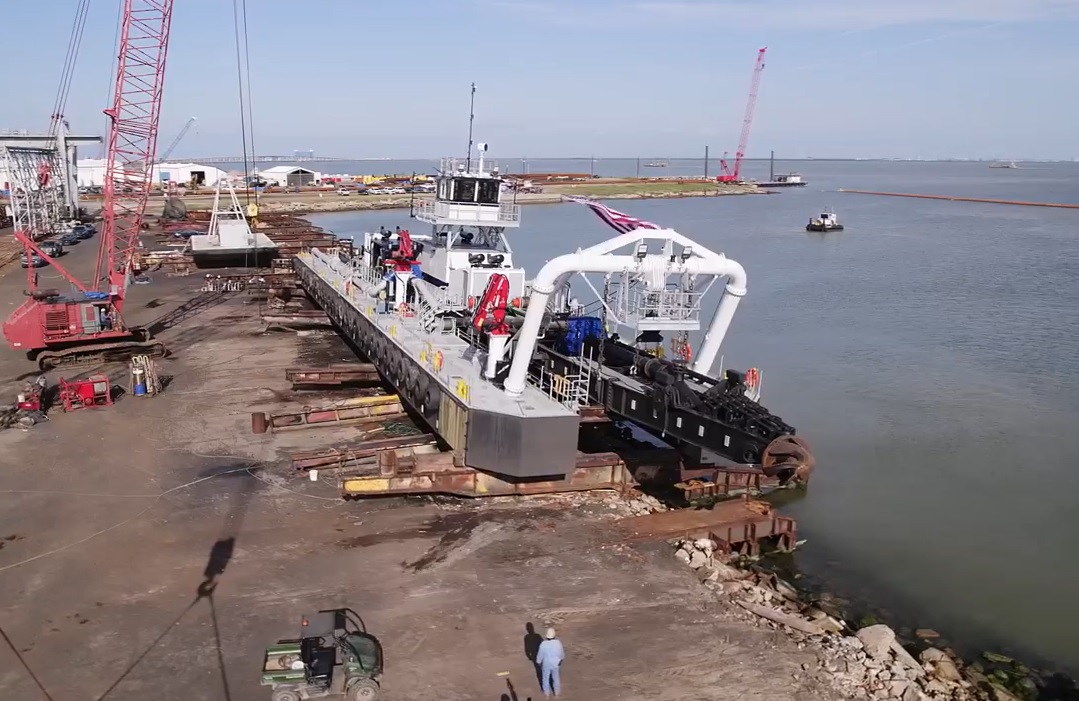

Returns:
535,627,565,697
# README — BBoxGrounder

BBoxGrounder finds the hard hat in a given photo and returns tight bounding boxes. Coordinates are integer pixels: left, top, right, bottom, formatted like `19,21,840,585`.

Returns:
545,628,556,639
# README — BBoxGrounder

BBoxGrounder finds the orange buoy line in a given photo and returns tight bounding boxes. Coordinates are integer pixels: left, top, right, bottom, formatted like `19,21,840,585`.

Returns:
837,189,1079,209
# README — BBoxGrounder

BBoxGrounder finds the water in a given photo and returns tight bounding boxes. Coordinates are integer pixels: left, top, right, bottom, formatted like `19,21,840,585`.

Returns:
309,160,1079,673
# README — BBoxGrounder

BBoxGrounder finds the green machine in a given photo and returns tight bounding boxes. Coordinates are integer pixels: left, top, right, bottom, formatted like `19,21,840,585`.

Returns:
261,608,383,701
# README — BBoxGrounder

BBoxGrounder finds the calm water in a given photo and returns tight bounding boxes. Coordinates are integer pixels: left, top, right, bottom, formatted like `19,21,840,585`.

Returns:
310,160,1079,672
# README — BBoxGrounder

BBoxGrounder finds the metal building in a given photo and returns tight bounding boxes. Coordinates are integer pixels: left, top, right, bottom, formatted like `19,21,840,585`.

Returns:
260,165,320,188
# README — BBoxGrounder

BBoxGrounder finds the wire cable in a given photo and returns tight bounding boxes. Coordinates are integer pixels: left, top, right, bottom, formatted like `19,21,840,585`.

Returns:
0,466,252,574
50,0,92,134
101,0,124,158
231,0,252,206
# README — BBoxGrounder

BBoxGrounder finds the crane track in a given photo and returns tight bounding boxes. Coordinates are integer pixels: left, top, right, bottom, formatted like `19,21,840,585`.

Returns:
37,340,168,372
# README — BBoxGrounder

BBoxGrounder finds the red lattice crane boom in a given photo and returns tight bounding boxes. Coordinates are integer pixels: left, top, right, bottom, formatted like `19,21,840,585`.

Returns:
718,47,767,183
2,0,174,371
96,0,174,295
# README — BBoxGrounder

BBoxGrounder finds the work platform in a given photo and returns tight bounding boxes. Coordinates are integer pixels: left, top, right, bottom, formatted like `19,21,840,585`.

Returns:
294,249,582,480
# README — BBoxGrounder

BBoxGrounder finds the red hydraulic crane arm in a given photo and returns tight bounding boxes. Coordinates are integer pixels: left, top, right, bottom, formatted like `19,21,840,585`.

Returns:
95,0,175,299
396,229,414,260
732,47,767,181
472,273,511,336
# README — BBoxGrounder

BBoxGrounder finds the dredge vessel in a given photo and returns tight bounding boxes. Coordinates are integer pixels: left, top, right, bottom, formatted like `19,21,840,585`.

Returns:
294,143,814,493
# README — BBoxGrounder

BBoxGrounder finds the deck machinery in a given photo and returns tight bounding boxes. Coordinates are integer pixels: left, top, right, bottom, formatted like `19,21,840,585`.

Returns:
293,144,814,488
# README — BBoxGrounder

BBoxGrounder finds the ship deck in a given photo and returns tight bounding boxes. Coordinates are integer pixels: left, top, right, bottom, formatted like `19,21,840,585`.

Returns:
296,249,575,419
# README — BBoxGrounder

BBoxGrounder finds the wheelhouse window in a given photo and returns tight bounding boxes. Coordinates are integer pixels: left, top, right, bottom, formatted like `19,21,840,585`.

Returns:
477,179,500,204
437,178,449,200
451,178,477,203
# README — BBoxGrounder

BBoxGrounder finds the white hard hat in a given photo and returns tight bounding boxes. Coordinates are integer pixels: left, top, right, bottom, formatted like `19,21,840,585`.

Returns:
545,628,556,639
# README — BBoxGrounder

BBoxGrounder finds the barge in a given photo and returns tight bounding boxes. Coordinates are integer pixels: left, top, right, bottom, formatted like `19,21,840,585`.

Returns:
757,150,808,189
293,143,814,492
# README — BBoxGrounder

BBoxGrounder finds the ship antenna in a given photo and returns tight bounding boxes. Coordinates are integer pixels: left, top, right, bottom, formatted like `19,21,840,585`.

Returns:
466,82,476,171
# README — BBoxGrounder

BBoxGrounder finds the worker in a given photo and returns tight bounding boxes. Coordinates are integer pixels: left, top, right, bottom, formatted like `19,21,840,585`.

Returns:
535,627,565,697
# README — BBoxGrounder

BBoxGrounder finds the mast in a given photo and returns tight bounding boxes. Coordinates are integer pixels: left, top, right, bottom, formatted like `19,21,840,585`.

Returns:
770,150,774,181
465,82,476,170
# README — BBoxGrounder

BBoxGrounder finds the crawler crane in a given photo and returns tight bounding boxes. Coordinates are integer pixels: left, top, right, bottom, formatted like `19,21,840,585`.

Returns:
2,0,175,371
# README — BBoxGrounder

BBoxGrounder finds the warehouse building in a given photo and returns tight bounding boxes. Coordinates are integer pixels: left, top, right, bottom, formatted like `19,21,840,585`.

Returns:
75,159,228,188
259,165,321,188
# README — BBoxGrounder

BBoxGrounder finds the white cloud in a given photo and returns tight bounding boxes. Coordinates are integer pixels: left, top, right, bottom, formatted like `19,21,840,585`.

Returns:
483,0,1079,31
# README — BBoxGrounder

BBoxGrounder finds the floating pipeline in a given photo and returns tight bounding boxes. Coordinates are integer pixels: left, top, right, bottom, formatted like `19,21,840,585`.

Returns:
838,189,1079,209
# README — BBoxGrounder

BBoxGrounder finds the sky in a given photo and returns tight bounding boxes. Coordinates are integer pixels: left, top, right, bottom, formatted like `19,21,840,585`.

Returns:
3,0,1079,160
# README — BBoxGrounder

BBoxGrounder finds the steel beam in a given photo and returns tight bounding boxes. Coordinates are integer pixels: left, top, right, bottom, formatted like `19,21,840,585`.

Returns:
616,495,797,555
251,394,403,432
286,365,380,387
339,450,638,498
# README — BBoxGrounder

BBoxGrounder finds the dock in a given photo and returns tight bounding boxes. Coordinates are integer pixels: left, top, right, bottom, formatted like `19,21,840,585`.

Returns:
838,188,1079,209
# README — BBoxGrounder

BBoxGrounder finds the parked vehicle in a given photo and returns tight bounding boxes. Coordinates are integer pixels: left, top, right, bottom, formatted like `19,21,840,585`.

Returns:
39,241,64,257
60,232,81,246
20,252,45,268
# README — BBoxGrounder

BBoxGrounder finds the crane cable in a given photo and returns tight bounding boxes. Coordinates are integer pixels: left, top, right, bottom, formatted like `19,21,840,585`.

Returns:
100,0,124,157
50,0,93,135
232,0,254,205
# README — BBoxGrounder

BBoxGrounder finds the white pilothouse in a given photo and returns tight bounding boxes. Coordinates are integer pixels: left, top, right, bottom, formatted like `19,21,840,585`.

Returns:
356,142,524,313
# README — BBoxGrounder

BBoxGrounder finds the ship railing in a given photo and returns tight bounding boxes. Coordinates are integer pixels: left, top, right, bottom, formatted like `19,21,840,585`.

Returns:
621,288,703,330
413,199,520,226
439,157,501,176
526,364,586,413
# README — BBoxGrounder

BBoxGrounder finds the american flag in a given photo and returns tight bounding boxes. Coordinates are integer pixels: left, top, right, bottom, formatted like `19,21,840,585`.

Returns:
562,195,661,234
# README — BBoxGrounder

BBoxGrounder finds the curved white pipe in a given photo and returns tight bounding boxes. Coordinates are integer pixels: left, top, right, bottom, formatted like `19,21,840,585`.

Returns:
503,247,747,397
368,279,387,298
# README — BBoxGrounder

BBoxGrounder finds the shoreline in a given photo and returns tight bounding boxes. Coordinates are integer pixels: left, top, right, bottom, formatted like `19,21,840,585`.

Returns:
653,519,1064,701
171,180,765,216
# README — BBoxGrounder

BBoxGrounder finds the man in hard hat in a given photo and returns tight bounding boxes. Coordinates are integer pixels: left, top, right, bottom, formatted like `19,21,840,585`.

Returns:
535,627,565,697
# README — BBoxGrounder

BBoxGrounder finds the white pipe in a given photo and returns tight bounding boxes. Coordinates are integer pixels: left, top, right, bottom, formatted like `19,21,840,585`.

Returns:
503,247,747,397
486,334,509,379
367,279,387,298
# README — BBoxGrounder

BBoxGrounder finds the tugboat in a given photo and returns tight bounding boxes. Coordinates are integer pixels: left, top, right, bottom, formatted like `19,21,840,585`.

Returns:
806,208,844,232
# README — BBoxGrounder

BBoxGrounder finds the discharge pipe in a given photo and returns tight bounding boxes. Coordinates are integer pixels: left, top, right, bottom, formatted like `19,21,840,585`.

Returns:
503,230,747,397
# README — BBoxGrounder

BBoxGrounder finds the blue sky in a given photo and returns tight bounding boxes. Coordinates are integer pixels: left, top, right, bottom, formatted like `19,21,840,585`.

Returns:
3,0,1078,160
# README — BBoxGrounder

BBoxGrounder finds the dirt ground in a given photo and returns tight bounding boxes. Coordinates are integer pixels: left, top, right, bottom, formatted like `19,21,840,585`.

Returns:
0,231,839,701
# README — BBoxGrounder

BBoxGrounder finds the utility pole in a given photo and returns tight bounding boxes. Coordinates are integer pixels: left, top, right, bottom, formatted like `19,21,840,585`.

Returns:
704,145,709,180
466,82,476,170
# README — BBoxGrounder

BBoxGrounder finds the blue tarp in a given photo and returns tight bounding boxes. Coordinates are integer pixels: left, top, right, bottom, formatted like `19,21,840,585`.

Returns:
83,291,109,300
561,316,605,356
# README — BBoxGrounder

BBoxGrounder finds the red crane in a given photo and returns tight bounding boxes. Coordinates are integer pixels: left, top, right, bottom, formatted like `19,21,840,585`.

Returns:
472,273,511,337
717,47,767,183
3,0,175,371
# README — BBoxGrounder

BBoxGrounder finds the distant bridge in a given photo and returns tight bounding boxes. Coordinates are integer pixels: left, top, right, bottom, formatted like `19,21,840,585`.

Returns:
183,154,355,164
